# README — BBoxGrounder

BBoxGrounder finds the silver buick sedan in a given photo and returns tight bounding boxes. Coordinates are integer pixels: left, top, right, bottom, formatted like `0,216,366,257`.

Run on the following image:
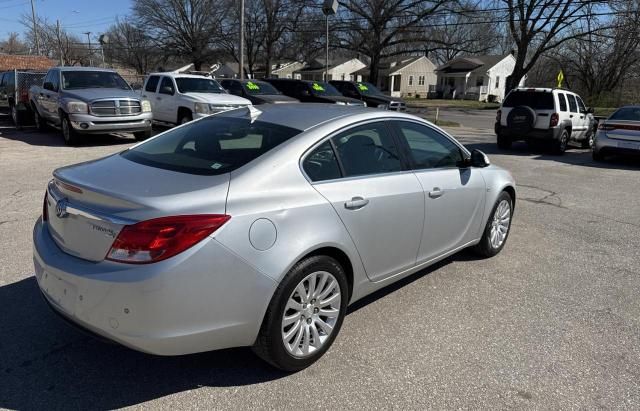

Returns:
33,104,516,371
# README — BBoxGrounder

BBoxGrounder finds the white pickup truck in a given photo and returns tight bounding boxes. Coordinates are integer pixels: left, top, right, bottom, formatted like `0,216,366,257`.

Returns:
141,72,251,125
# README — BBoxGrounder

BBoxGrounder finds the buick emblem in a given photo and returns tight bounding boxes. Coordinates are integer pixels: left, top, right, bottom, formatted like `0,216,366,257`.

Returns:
55,199,68,218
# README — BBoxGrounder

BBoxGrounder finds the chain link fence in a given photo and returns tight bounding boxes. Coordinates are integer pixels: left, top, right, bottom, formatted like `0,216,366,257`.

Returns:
11,71,47,129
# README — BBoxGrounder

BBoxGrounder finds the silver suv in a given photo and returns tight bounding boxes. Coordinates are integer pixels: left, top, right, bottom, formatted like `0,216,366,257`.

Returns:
495,88,596,154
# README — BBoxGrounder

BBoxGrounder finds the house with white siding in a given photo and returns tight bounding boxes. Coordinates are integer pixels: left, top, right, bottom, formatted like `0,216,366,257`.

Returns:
433,54,524,102
294,58,366,82
355,56,438,98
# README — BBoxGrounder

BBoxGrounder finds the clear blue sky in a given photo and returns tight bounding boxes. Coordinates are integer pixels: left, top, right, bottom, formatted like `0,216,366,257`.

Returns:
0,0,132,41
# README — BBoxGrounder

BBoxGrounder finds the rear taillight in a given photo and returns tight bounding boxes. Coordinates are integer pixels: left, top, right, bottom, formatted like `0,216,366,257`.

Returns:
106,214,231,264
496,109,501,122
43,192,48,221
550,113,559,127
598,123,615,131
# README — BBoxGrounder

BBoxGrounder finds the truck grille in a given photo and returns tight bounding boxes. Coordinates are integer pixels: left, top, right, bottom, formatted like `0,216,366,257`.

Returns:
90,99,142,117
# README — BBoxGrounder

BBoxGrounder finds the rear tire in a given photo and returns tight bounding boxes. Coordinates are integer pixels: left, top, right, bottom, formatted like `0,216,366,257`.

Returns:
497,134,512,149
33,108,47,131
134,129,152,141
61,114,80,146
551,129,569,155
473,191,513,258
253,255,348,372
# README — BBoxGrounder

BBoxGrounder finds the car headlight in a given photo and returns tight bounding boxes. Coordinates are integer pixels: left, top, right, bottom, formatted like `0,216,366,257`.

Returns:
377,104,388,110
67,101,88,114
335,101,347,105
194,102,210,114
141,100,152,112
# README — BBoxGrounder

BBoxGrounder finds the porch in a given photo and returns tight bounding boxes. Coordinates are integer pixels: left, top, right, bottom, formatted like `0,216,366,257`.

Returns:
430,73,490,101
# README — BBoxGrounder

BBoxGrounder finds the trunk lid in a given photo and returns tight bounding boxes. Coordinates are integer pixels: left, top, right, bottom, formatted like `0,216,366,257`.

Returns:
46,154,229,262
601,120,640,142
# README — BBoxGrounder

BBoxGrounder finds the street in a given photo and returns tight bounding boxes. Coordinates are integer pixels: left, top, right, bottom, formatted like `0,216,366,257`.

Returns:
0,109,639,409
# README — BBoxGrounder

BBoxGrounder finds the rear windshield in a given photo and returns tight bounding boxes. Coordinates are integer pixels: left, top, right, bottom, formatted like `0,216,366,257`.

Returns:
243,81,280,95
121,115,302,175
62,71,131,90
609,107,640,121
503,91,554,110
175,78,225,93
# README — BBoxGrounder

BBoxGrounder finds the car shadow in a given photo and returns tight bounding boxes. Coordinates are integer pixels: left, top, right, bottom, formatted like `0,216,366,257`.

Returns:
464,139,640,171
0,126,137,148
0,248,477,409
0,277,288,410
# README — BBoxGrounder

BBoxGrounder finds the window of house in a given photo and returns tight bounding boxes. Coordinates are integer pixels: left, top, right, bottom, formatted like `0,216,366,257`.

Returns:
418,76,425,86
495,76,500,89
408,76,414,86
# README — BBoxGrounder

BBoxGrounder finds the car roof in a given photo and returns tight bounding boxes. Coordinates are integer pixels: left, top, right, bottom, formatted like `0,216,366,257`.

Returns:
222,103,417,131
57,67,117,73
512,87,577,95
148,73,216,79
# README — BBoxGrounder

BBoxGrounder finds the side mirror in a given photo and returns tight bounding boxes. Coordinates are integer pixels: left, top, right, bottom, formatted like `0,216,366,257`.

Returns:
160,86,174,95
587,107,594,114
471,149,490,168
43,81,54,91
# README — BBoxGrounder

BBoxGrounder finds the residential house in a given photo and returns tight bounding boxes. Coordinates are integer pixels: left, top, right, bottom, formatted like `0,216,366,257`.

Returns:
0,54,55,71
254,61,305,79
295,58,366,82
355,56,437,98
434,54,525,102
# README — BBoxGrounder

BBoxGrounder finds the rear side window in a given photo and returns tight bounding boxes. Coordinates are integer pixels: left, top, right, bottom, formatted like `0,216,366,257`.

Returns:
332,122,402,177
558,93,568,112
145,75,160,92
121,115,302,175
503,91,554,110
303,141,341,182
609,107,640,121
567,94,578,112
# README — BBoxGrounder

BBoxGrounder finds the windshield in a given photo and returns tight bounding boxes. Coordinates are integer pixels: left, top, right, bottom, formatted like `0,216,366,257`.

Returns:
503,90,554,110
62,71,131,90
609,107,640,121
175,78,225,93
308,82,342,97
243,80,280,95
355,82,382,96
121,115,302,175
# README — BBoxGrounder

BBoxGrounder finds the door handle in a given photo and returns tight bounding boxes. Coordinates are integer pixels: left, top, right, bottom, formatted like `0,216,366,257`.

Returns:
344,196,369,210
156,97,161,100
429,188,445,198
569,115,573,118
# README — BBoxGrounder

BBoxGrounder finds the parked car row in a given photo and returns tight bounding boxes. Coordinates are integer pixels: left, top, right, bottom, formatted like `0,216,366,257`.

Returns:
494,87,640,160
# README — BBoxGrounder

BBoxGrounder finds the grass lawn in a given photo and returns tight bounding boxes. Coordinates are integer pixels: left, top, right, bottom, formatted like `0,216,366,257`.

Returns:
592,107,616,118
405,98,500,110
423,115,460,127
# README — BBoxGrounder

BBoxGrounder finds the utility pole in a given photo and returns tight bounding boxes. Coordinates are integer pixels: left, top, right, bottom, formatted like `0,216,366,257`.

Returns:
30,0,40,55
322,1,338,82
84,32,92,66
56,20,63,65
239,0,245,80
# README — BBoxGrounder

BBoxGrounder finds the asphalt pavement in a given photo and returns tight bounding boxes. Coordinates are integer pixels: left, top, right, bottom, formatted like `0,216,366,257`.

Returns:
0,109,639,409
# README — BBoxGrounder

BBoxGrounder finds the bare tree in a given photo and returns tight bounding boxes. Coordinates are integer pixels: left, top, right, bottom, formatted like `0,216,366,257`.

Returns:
104,19,164,73
220,0,266,77
0,32,28,54
336,0,450,84
21,14,89,65
133,0,230,70
502,0,604,92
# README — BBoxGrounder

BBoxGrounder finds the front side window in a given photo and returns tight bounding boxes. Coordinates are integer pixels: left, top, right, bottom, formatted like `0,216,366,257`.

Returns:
159,77,175,95
145,75,160,92
175,77,224,93
567,94,578,112
576,96,587,112
121,115,302,175
303,141,341,182
394,121,464,169
308,81,342,97
243,80,280,95
332,123,403,177
355,82,383,96
62,71,130,90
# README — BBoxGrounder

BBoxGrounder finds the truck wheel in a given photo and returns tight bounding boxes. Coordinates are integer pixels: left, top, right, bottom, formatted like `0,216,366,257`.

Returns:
497,134,512,149
33,108,47,131
61,114,80,146
551,129,569,155
10,104,21,129
134,130,152,141
179,113,193,125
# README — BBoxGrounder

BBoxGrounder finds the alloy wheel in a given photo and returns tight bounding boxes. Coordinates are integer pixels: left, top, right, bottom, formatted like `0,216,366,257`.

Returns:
11,105,17,124
489,199,511,249
281,271,341,358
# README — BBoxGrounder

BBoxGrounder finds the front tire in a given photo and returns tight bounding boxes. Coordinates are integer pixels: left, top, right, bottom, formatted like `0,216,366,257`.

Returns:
134,129,152,141
33,108,47,131
61,114,80,146
179,113,193,125
253,255,348,372
473,191,513,258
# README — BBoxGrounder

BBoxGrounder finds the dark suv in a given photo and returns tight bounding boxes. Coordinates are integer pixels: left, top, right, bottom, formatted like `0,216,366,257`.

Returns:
330,80,406,111
219,79,299,104
263,79,364,106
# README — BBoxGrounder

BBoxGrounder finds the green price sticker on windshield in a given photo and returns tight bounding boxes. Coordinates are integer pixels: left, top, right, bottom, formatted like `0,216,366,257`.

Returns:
246,81,260,90
357,83,368,91
312,82,325,91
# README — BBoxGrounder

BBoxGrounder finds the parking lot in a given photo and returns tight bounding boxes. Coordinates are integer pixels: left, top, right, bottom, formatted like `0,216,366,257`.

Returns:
1,108,639,409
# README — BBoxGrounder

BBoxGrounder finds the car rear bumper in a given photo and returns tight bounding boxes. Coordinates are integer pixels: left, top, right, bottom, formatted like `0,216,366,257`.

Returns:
69,112,153,134
33,218,277,356
495,124,563,140
594,130,640,155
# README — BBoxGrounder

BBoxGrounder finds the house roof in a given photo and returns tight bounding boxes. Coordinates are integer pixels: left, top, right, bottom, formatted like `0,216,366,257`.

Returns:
354,56,433,77
296,58,357,73
436,54,509,74
0,54,55,71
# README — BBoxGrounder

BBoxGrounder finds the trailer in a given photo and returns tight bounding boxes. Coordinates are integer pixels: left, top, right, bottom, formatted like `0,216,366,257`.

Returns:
0,70,47,129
